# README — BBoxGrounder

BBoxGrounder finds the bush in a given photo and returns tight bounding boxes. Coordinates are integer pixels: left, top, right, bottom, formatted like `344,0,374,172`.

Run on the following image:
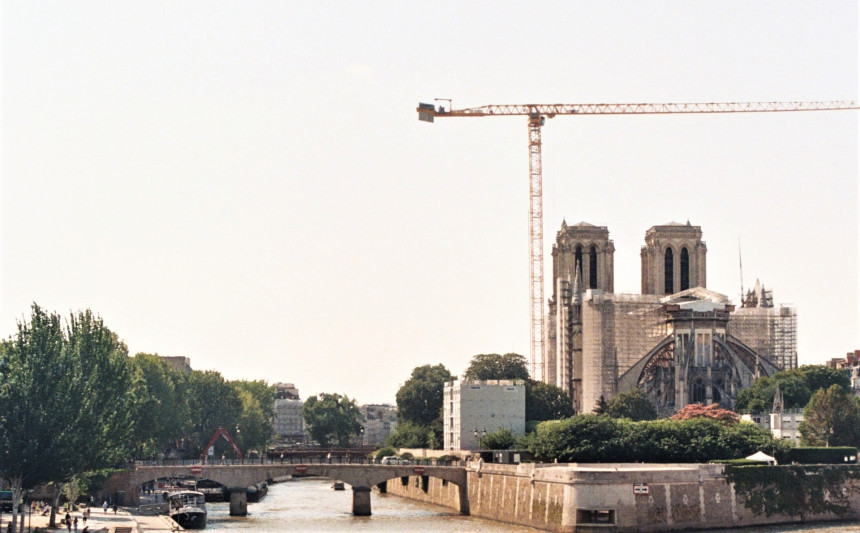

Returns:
786,447,858,464
399,452,414,460
375,447,397,460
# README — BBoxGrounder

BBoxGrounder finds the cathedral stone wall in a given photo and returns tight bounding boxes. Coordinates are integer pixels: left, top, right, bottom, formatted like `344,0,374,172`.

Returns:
582,292,617,413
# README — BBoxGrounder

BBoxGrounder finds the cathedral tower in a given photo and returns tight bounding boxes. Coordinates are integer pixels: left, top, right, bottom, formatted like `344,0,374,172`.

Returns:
641,222,707,295
546,221,614,408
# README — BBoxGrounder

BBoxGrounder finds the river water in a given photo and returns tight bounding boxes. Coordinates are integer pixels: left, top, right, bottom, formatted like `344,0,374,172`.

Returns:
204,478,537,531
202,479,860,532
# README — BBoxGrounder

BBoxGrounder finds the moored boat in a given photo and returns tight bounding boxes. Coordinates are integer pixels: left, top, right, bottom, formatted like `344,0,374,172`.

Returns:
247,481,268,502
168,490,207,529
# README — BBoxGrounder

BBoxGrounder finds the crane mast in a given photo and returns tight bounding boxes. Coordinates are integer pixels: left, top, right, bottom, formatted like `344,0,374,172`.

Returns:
418,99,858,382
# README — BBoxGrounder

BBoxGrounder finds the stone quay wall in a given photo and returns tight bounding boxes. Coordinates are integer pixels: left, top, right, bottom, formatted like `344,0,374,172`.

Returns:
384,462,860,533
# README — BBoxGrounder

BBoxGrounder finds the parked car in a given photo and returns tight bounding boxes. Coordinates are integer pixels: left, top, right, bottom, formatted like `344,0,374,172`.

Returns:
380,456,410,465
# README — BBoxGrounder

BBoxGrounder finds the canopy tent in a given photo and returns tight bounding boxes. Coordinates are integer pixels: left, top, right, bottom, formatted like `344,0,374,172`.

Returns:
745,451,777,465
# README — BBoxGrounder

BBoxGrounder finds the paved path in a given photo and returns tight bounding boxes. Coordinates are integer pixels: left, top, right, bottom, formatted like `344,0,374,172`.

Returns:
0,506,179,532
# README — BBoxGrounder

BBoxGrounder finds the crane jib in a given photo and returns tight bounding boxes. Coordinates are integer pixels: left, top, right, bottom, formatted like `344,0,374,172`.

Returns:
415,98,858,382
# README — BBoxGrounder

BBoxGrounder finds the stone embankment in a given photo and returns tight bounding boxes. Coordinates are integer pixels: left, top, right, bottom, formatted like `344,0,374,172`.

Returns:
384,462,860,532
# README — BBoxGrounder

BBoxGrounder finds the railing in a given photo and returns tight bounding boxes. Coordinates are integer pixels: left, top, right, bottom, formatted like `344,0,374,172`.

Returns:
133,456,466,468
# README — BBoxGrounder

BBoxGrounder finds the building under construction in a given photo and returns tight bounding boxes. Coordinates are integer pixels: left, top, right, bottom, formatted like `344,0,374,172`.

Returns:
545,221,796,416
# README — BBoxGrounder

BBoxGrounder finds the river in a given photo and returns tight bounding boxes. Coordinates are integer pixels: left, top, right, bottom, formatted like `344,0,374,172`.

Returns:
201,478,860,532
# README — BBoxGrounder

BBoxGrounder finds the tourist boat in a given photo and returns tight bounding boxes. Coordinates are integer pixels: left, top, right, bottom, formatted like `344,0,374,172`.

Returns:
168,490,207,529
331,481,345,491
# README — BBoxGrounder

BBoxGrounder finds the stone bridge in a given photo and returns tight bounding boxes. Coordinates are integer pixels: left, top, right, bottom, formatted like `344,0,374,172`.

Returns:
109,463,468,516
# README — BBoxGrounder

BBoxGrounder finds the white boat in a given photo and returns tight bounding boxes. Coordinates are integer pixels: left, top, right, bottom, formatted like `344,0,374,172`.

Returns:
168,490,207,529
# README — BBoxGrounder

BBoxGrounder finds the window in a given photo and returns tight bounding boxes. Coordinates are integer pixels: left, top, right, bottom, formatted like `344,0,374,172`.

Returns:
575,245,583,281
589,245,598,289
664,248,674,294
680,247,690,291
692,379,706,403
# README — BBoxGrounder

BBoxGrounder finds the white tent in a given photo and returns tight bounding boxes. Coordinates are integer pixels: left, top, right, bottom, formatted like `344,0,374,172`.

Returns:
745,451,777,465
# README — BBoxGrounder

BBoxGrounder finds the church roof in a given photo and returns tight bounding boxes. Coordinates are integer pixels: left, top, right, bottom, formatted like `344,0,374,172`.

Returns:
660,286,729,305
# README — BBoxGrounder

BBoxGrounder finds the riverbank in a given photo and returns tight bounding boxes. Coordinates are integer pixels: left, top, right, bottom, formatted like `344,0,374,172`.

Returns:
0,507,179,533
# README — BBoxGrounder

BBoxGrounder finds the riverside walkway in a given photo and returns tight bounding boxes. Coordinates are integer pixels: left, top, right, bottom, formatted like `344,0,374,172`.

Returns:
0,506,177,533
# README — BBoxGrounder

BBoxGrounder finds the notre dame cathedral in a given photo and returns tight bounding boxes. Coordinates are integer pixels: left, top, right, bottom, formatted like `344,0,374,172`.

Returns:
545,221,797,416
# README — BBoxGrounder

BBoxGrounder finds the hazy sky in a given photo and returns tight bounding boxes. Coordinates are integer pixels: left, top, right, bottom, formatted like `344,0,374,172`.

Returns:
2,2,858,405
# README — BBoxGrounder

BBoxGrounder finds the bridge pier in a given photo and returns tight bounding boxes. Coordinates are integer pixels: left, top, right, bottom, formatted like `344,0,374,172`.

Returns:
352,486,372,516
228,487,248,516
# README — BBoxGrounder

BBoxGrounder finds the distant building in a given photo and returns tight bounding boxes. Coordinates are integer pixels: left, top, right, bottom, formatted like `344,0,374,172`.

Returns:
826,350,860,397
272,383,306,444
443,379,526,451
740,384,804,446
360,404,397,446
160,356,192,374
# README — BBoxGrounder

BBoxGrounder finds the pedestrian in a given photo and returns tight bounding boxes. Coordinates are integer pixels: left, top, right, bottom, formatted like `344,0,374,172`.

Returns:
73,516,78,531
66,513,71,532
102,500,108,513
83,512,87,526
112,502,117,514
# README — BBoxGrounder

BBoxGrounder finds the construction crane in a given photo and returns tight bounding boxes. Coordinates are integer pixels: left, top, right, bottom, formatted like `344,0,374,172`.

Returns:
417,99,858,381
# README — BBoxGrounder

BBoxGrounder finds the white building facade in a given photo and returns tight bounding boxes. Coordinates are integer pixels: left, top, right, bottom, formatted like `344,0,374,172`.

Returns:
443,379,526,451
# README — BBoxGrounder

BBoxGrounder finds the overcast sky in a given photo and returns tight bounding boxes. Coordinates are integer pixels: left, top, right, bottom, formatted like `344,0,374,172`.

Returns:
2,2,858,405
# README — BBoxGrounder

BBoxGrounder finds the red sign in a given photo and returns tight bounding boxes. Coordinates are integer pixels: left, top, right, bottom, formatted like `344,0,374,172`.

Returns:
413,466,426,475
190,465,202,475
295,464,308,474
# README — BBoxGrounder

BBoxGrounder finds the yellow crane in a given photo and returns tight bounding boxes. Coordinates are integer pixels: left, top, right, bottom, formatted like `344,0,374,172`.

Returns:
417,99,858,381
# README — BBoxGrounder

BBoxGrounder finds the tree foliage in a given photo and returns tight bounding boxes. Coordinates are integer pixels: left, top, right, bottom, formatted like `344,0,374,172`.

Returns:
303,393,362,447
231,380,276,454
480,428,517,450
463,353,530,381
525,381,575,421
385,421,433,449
0,305,137,529
395,364,453,427
799,385,860,447
528,413,789,463
734,365,850,413
605,389,658,421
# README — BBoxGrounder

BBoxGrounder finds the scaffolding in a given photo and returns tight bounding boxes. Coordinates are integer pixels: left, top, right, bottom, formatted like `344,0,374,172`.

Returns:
728,305,797,370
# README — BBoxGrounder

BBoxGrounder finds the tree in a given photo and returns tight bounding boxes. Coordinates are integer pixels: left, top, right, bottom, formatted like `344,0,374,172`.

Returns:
480,428,517,450
302,393,362,447
230,380,276,455
395,364,454,427
0,305,137,529
385,421,432,449
671,403,739,424
605,389,658,421
593,395,609,414
799,385,860,447
525,381,575,421
186,370,243,457
128,353,188,458
463,353,530,381
795,365,850,395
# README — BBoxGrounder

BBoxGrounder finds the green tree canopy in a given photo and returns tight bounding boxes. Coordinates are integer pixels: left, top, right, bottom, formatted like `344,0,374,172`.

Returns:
395,364,454,427
605,389,658,421
128,353,188,458
186,370,243,457
525,381,575,422
385,421,433,449
734,365,850,413
0,305,137,529
302,393,362,447
799,385,860,447
230,380,276,454
480,428,517,450
463,353,530,381
528,413,789,463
